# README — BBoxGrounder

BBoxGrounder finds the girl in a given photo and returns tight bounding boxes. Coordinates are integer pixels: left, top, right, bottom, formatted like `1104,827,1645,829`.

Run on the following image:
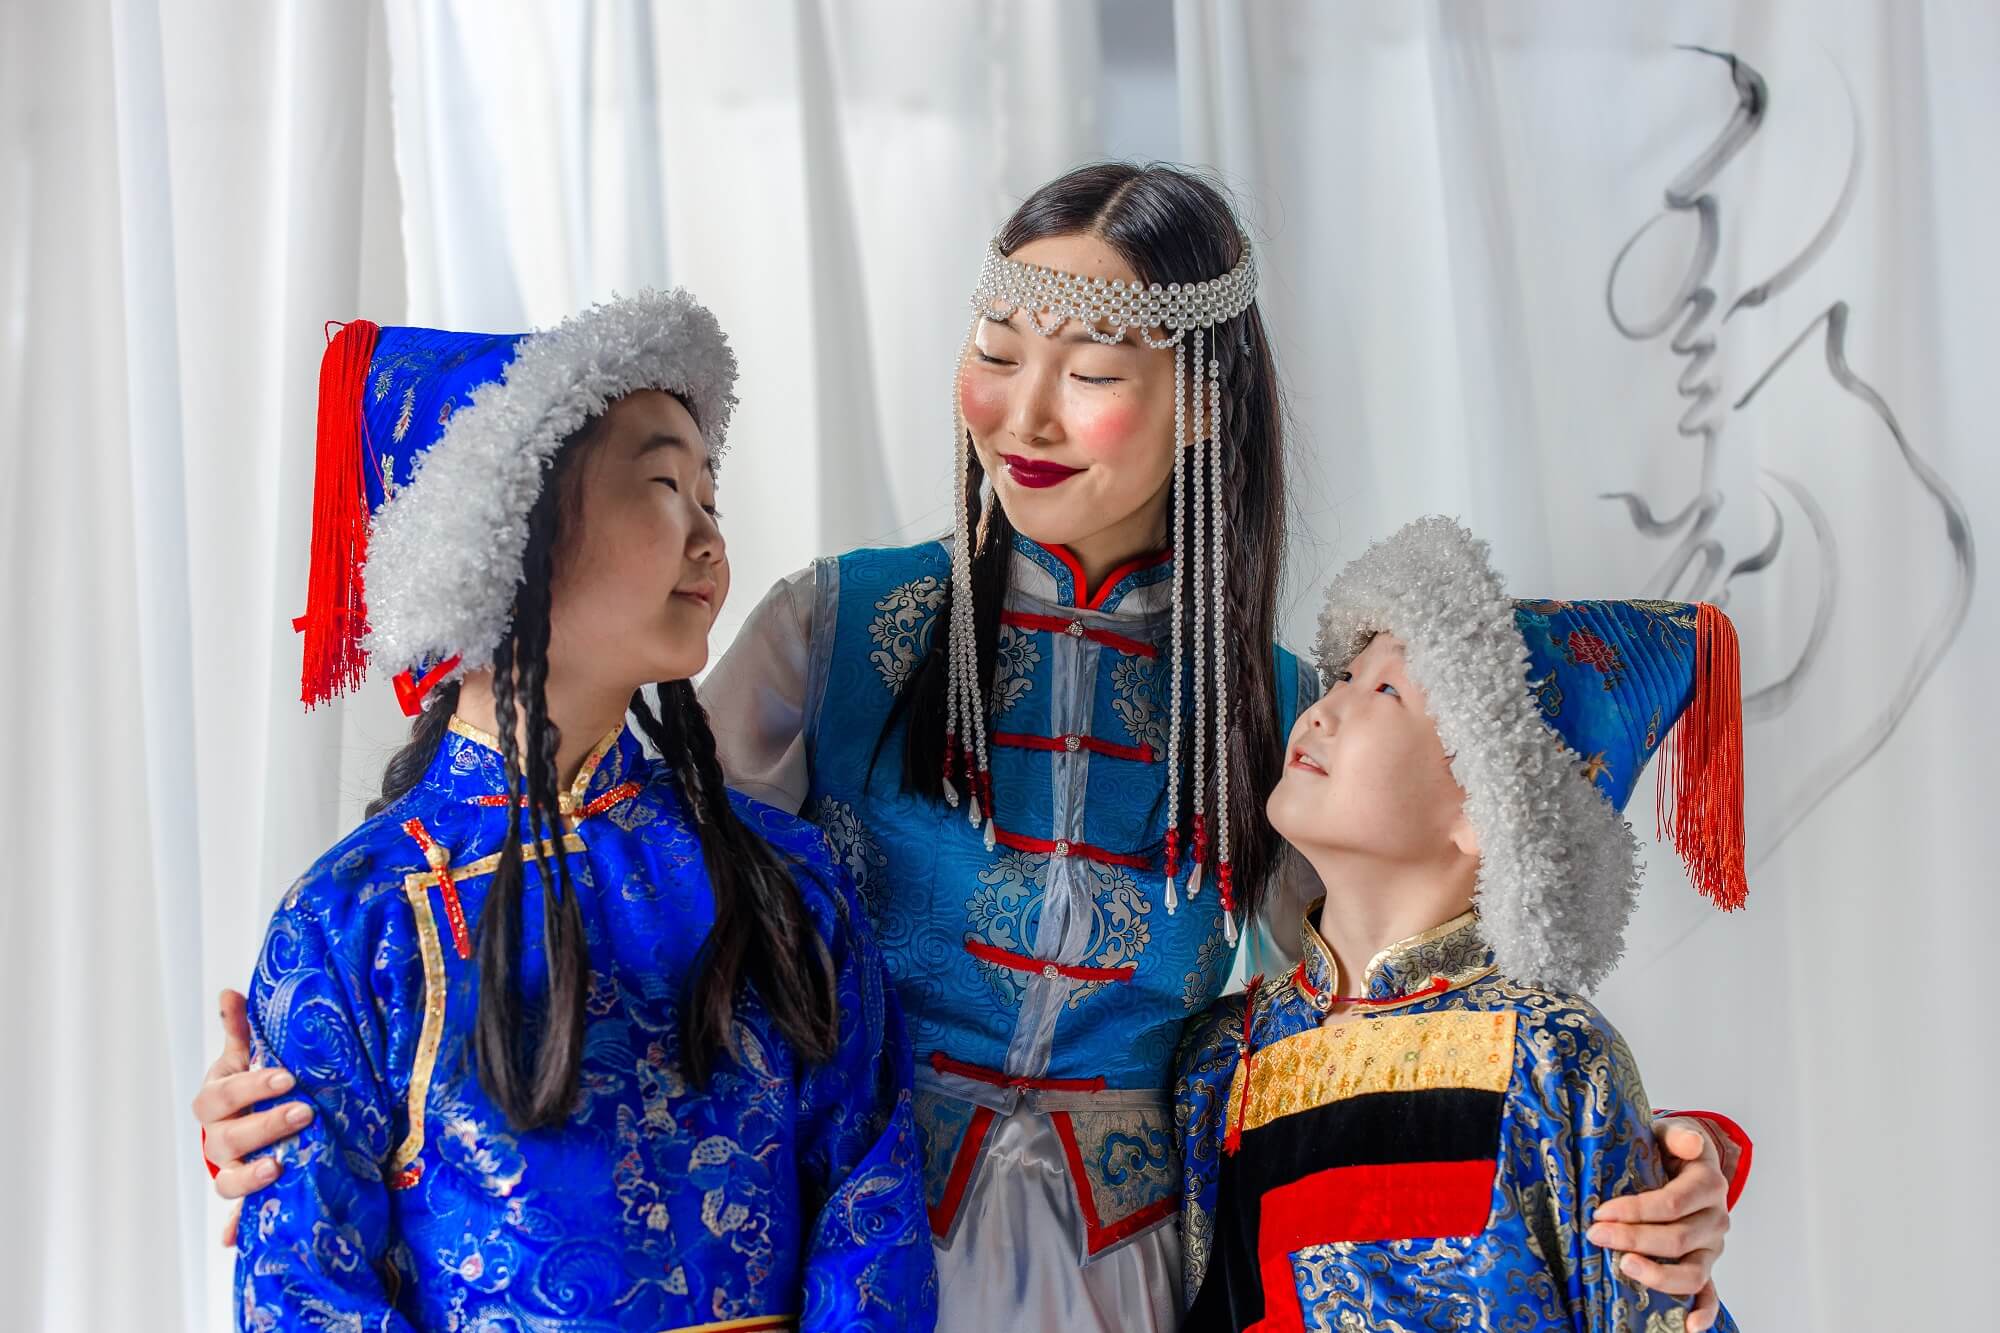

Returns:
204,167,1737,1330
229,292,933,1330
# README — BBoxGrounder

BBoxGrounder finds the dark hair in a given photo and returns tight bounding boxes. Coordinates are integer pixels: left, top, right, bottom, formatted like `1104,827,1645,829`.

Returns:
372,410,838,1129
888,162,1289,918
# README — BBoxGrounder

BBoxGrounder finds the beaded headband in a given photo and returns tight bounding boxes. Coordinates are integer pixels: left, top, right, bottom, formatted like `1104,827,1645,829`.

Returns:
970,234,1259,345
945,232,1260,942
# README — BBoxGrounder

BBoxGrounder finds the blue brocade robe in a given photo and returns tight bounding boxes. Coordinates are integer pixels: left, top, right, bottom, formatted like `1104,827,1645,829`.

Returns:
1175,908,1739,1333
701,538,1322,1328
233,718,936,1332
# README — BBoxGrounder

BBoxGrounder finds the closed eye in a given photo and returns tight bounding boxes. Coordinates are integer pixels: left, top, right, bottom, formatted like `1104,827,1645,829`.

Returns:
975,350,1015,367
1072,374,1122,385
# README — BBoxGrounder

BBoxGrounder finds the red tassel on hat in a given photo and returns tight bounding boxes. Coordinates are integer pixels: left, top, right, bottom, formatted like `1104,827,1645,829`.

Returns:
1657,603,1749,911
296,319,381,708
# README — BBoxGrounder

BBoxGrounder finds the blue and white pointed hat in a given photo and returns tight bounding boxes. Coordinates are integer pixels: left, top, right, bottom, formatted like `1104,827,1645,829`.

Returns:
296,290,737,714
1314,516,1748,993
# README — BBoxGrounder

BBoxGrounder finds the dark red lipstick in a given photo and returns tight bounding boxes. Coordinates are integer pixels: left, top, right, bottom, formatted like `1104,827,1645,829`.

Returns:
1000,454,1084,489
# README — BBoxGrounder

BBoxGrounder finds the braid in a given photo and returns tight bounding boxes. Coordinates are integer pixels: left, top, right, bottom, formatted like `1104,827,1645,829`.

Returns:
474,633,531,1117
518,532,589,1126
472,464,592,1131
628,684,675,762
657,680,838,1084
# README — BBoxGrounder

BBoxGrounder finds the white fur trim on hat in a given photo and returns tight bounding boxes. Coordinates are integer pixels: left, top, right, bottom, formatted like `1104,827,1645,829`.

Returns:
1312,516,1641,994
362,288,738,679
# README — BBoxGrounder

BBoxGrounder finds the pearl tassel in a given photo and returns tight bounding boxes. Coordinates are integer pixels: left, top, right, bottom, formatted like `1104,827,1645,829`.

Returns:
1187,328,1209,901
1163,335,1189,913
957,232,1259,917
943,320,973,811
944,315,993,837
1209,354,1237,941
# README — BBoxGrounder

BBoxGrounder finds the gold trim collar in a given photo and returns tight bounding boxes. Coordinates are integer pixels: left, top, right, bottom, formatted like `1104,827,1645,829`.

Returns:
447,714,625,814
1296,899,1494,1015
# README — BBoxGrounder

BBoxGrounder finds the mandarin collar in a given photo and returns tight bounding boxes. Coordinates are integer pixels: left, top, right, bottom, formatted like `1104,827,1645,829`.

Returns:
1005,534,1174,616
1294,899,1495,1016
424,714,640,815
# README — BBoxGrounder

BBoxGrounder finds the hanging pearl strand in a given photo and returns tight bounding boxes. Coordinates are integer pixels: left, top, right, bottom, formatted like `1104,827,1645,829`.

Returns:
1163,336,1189,915
951,475,994,843
944,317,995,849
942,330,971,810
1209,353,1237,944
957,232,1258,881
1187,326,1210,903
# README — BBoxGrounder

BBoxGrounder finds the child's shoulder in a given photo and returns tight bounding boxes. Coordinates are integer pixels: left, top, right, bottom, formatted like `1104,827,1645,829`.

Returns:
726,787,870,941
1179,989,1248,1067
728,788,840,874
1173,991,1249,1141
274,790,447,938
1176,971,1291,1091
1457,975,1646,1101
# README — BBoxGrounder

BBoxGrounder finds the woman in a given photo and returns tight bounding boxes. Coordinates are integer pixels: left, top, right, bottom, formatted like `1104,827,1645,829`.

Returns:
228,292,933,1330
203,166,1737,1330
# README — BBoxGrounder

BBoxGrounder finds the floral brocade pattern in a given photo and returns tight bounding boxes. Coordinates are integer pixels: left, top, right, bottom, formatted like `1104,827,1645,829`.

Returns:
990,621,1042,716
234,726,936,1332
1174,915,1740,1332
867,576,947,694
802,540,1319,1261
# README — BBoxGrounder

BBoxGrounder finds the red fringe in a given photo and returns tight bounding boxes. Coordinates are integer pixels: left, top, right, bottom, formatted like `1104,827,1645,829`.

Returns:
297,319,381,708
1658,603,1749,911
1224,973,1263,1157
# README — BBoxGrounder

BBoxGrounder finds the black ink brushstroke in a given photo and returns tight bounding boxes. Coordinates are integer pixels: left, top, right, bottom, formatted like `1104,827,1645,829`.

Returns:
1604,46,1976,865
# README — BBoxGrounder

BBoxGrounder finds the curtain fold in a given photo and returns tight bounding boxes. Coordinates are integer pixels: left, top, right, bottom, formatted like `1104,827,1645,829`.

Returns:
1174,3,1999,1327
9,4,1990,1329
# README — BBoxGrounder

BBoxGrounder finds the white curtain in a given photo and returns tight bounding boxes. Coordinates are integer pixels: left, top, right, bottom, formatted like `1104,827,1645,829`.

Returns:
10,2,1991,1329
4,1,405,1327
378,0,1104,678
7,2,1108,1327
1176,2,1999,1328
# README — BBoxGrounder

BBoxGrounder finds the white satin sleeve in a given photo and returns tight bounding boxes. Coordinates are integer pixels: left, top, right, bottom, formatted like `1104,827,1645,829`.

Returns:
698,564,819,815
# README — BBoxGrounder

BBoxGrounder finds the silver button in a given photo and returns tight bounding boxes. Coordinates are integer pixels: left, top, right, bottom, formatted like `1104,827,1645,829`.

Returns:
1065,620,1085,637
1042,963,1061,980
1062,734,1081,752
1053,840,1071,857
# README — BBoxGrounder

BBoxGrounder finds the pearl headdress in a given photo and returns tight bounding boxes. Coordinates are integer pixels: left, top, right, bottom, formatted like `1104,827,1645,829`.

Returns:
946,235,1259,941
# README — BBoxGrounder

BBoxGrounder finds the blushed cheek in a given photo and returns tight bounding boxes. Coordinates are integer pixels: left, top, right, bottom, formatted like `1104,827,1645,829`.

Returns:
958,370,1008,436
1070,398,1145,459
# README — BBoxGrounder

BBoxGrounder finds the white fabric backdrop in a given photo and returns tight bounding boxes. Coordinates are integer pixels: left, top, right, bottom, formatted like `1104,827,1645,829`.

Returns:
6,1,1993,1329
1176,2,1999,1329
4,1,405,1328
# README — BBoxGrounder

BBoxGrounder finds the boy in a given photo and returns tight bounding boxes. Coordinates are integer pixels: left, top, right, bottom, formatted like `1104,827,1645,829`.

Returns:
1177,516,1746,1332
